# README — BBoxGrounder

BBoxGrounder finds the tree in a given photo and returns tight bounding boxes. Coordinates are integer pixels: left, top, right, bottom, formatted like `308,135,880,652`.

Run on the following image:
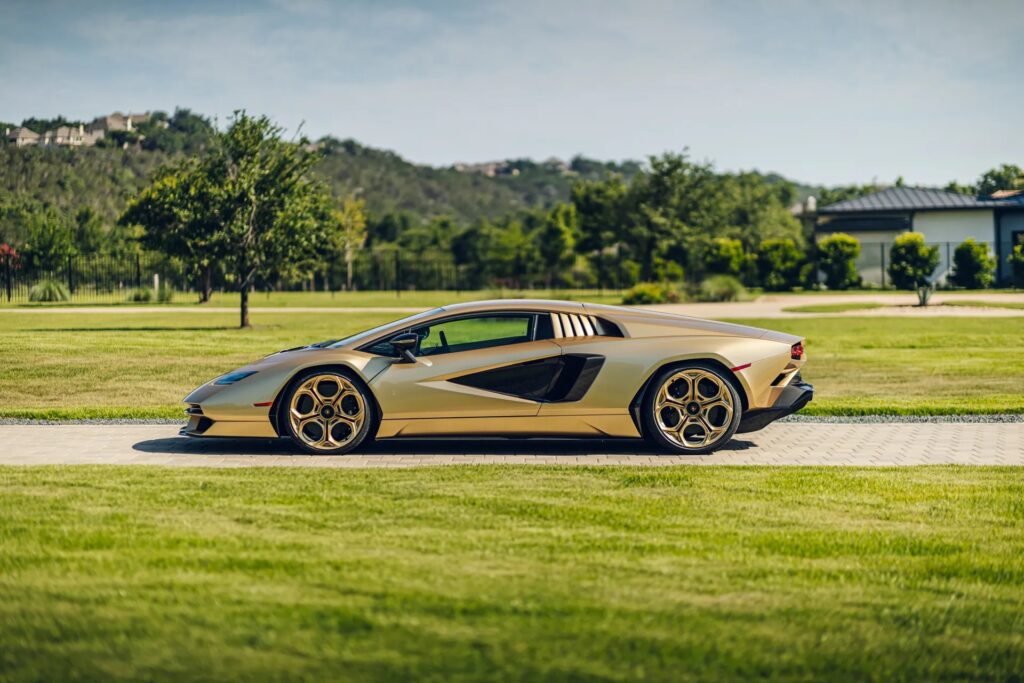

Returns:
536,203,577,286
700,237,745,277
121,160,227,303
816,233,861,290
949,239,995,289
976,164,1024,196
1009,244,1024,289
888,233,940,305
757,239,807,291
330,196,367,290
20,209,76,272
125,112,332,326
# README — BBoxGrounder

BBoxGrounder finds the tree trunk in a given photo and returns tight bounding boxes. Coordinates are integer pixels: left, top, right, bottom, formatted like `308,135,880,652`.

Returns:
240,281,251,328
199,264,212,304
346,251,354,290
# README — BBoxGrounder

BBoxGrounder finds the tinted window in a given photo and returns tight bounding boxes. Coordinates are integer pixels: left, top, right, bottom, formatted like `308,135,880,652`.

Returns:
413,315,534,356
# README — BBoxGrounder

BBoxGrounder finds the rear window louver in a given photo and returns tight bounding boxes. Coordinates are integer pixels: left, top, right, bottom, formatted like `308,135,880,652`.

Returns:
551,313,622,338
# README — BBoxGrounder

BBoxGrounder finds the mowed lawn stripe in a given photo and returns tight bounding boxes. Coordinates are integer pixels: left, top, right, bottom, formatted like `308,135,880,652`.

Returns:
0,466,1022,681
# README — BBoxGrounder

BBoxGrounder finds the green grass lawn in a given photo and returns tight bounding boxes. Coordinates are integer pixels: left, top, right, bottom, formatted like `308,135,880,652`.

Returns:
782,302,885,314
941,300,1024,310
2,312,1022,418
0,466,1021,682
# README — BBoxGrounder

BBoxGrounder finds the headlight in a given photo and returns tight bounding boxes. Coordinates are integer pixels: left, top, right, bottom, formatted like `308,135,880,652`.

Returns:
214,370,257,385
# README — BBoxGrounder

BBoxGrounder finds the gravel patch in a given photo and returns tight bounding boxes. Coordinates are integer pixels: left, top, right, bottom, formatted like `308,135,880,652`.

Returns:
1,415,1022,426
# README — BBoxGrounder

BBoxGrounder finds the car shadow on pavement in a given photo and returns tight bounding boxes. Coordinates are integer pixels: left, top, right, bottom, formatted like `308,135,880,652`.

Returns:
131,435,760,458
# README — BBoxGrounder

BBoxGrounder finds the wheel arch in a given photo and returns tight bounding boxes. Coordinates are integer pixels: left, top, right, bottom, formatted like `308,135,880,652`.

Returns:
270,363,383,439
628,358,750,437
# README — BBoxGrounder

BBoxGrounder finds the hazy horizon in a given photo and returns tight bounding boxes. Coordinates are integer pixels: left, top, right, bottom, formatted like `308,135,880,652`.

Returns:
2,0,1021,187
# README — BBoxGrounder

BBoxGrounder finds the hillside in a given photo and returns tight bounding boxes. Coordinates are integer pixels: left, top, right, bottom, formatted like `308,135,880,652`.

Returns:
0,138,645,229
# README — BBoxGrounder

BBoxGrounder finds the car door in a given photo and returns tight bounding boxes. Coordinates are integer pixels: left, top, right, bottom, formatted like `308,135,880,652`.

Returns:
368,312,562,419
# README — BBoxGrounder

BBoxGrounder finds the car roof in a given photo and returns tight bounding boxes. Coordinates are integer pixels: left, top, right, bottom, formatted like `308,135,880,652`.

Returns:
438,299,587,314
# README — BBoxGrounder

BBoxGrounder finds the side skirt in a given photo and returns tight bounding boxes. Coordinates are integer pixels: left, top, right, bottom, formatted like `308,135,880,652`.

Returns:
376,414,641,439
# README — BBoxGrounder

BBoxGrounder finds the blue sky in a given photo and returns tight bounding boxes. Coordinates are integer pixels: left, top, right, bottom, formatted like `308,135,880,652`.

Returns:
1,0,1021,186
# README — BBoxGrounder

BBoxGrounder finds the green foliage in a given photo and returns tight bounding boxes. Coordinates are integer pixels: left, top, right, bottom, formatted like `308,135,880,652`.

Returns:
1008,244,1024,289
18,115,85,134
701,237,746,276
27,279,70,302
976,163,1024,196
815,182,886,207
696,274,747,302
816,233,862,290
757,239,807,291
621,281,679,305
124,111,335,325
949,239,995,289
536,203,577,285
127,287,153,302
888,233,940,305
137,109,215,154
157,285,174,303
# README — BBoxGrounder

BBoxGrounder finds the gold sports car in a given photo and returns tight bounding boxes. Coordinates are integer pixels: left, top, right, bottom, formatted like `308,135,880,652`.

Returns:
183,300,812,455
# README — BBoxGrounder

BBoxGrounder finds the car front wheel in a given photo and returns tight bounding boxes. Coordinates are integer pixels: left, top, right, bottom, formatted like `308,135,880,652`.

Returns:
642,363,742,454
283,369,373,455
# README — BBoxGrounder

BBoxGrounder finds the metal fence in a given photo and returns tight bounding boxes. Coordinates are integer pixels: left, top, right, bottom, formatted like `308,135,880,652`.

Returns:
1,253,189,304
852,241,995,287
0,240,1007,303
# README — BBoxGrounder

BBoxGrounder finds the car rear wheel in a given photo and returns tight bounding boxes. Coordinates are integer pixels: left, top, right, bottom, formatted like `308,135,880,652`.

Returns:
642,363,742,454
283,369,373,455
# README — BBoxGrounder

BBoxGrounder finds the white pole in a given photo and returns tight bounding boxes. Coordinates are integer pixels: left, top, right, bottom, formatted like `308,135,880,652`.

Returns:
153,273,159,293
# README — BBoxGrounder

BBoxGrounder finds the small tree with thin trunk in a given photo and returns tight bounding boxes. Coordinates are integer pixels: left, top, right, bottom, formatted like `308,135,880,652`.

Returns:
888,232,940,305
331,196,367,291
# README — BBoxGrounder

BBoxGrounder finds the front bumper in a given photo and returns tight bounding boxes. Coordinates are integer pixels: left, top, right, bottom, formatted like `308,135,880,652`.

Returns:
736,378,813,434
179,404,277,439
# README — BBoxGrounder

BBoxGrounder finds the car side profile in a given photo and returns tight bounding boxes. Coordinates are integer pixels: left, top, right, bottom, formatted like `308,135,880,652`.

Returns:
182,300,812,455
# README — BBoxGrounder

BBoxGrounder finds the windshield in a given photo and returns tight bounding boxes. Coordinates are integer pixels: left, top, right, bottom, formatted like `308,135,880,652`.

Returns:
325,308,442,349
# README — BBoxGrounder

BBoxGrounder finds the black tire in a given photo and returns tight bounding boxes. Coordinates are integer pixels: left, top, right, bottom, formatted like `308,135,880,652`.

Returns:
281,368,374,455
641,362,742,455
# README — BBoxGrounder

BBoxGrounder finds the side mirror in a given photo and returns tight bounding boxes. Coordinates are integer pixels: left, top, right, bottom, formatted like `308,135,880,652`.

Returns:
390,332,419,363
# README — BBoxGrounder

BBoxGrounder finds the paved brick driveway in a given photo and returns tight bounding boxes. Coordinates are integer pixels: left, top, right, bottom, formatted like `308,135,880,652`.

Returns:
0,423,1021,467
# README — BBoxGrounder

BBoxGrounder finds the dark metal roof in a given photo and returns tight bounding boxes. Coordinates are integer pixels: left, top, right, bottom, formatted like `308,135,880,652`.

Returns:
819,187,1024,214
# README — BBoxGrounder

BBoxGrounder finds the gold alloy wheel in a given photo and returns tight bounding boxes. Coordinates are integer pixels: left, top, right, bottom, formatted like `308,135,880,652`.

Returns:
288,374,365,452
654,368,735,449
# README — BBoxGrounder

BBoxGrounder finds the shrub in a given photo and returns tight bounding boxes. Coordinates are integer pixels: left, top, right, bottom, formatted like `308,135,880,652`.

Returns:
888,233,939,305
1010,244,1024,289
127,287,153,303
157,286,175,303
817,233,861,290
757,239,807,291
28,279,70,302
696,275,747,302
622,282,680,305
949,239,995,289
702,237,746,276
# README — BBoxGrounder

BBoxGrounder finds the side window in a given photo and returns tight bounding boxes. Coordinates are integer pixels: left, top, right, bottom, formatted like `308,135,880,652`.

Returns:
413,315,534,356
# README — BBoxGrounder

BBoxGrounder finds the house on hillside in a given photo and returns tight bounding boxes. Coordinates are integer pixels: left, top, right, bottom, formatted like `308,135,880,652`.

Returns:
38,124,95,147
811,187,1024,285
5,127,40,146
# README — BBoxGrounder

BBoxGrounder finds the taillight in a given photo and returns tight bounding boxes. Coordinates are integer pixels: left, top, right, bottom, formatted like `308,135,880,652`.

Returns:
791,342,804,360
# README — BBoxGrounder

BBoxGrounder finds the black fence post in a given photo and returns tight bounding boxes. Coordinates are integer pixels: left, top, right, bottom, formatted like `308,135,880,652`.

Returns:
135,253,142,289
4,254,11,303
